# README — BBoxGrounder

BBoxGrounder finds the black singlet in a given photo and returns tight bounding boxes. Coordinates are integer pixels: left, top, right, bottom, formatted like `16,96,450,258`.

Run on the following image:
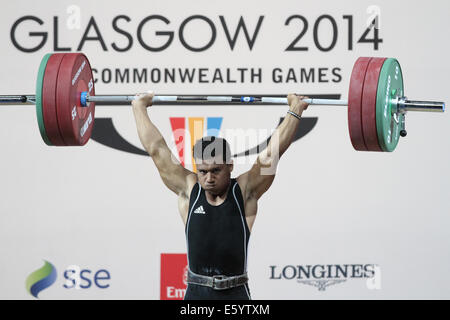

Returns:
184,178,251,300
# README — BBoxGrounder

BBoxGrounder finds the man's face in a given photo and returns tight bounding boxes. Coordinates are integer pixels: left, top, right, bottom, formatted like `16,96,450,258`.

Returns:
195,159,233,195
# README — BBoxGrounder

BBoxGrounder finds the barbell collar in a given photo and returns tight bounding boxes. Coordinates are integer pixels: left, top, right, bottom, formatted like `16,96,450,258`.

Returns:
397,98,445,113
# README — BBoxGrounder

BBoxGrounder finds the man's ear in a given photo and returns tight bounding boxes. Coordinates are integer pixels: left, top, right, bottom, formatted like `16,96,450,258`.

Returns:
228,160,234,172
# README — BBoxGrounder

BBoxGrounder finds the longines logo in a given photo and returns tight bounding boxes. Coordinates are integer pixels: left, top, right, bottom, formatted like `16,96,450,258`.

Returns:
270,264,381,291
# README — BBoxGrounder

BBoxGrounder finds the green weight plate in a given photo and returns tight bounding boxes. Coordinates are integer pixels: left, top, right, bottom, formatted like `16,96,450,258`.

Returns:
36,53,53,146
376,58,404,152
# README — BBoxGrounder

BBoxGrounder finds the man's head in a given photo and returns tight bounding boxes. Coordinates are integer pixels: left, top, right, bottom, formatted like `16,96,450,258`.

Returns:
193,136,233,194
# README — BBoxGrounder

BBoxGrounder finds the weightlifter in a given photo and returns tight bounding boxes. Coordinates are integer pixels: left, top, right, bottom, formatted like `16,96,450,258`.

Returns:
131,91,309,300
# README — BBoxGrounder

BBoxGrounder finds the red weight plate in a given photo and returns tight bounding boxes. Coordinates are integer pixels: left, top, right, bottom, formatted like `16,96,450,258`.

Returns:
361,57,386,152
56,53,95,146
42,53,66,146
348,57,372,151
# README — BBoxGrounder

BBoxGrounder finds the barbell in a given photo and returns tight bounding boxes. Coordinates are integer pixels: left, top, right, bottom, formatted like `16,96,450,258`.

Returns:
0,52,445,151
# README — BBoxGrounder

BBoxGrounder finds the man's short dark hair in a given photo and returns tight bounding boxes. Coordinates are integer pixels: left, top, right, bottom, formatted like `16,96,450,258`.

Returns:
192,136,232,164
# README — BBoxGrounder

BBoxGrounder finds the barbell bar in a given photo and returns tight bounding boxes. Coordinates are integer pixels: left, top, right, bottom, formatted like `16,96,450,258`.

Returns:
0,94,443,111
0,94,348,106
0,53,445,151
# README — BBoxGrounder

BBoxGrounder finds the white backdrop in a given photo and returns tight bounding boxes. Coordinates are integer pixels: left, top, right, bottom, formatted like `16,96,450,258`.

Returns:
0,0,449,299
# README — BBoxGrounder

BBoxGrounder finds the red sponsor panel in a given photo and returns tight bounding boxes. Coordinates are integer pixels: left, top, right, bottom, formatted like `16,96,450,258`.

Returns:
160,253,188,300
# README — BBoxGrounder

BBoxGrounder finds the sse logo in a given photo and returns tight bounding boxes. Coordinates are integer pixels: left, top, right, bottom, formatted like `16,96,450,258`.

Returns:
26,260,111,299
63,265,111,290
25,260,57,299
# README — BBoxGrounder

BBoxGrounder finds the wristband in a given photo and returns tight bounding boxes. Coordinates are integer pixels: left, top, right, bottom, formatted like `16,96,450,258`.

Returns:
287,110,302,121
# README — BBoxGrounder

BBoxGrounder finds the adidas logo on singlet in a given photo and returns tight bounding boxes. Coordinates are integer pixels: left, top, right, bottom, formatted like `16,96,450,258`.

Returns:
194,205,206,214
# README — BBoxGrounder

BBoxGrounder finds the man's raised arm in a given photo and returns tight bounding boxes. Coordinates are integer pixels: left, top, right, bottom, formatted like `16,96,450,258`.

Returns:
131,91,196,197
238,94,309,201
